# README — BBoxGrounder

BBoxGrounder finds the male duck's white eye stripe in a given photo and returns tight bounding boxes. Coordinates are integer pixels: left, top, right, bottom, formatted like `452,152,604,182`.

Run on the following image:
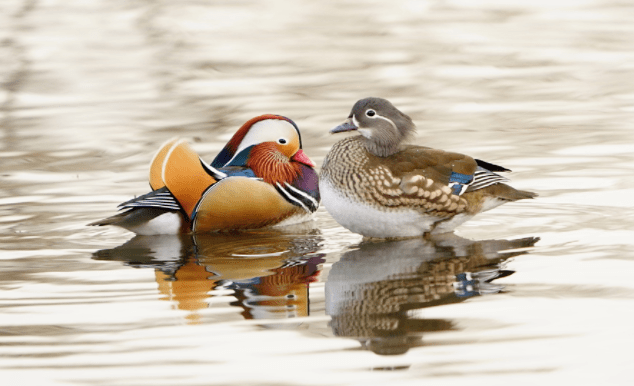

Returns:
228,119,301,164
279,116,303,148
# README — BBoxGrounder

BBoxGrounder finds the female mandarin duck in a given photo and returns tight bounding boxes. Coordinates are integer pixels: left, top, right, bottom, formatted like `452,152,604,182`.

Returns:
90,115,320,235
319,97,536,238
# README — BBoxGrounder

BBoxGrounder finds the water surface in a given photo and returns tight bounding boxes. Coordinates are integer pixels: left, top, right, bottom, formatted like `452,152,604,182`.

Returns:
2,0,634,385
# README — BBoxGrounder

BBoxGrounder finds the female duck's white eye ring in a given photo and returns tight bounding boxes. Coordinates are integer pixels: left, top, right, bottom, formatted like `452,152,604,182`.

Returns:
278,138,288,144
366,109,376,117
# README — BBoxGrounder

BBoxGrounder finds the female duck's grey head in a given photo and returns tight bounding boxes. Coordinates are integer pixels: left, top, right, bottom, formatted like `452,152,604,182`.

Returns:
331,97,416,157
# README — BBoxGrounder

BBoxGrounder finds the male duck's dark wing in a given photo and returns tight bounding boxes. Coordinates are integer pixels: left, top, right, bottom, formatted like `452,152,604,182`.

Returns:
88,187,184,229
118,187,182,211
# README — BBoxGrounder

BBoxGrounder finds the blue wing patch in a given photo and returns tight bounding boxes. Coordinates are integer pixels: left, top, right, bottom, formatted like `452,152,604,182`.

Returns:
224,145,255,168
217,167,257,179
454,271,507,298
448,171,473,195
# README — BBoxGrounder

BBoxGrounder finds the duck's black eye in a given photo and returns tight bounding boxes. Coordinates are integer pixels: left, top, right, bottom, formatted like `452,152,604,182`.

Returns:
278,138,287,144
366,109,376,117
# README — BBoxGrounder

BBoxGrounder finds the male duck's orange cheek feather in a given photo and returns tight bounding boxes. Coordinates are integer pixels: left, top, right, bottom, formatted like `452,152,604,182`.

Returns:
162,139,218,218
247,143,302,185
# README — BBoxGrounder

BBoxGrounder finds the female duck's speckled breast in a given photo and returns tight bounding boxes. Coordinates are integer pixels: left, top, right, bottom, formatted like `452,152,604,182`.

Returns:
320,135,467,215
320,136,373,201
319,136,457,238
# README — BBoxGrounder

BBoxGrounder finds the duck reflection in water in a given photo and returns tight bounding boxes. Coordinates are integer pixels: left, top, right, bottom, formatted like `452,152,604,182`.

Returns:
93,226,324,324
325,234,539,356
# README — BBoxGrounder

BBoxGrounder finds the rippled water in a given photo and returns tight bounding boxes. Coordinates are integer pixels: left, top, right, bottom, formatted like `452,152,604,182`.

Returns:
2,0,634,385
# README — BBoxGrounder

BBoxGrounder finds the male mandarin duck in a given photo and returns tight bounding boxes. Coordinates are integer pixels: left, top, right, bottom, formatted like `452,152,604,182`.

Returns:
319,97,536,238
90,115,320,235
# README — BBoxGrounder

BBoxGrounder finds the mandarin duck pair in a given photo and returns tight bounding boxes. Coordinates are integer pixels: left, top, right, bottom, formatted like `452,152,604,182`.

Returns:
91,98,536,238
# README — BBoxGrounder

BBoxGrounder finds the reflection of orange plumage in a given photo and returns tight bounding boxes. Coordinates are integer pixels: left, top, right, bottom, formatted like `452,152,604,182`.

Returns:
195,232,324,320
229,261,322,319
234,283,309,319
155,258,215,324
89,115,320,235
154,250,323,321
264,262,322,295
247,263,322,318
92,230,325,323
200,256,288,281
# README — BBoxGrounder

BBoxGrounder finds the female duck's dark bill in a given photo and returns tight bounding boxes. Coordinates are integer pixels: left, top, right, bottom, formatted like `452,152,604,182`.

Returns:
330,118,358,133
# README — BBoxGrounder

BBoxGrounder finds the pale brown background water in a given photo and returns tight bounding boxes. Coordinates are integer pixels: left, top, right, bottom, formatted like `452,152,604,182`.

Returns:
2,0,634,385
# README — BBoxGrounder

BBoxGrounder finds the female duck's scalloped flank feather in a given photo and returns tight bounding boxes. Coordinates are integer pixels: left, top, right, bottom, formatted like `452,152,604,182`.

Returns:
319,97,536,238
90,115,320,235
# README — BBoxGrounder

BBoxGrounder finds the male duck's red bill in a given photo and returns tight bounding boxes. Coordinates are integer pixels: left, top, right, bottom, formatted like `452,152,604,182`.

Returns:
89,115,320,235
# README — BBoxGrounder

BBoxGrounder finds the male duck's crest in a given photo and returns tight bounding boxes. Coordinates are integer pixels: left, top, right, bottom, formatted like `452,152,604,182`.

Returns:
212,114,306,168
90,115,320,235
320,97,536,239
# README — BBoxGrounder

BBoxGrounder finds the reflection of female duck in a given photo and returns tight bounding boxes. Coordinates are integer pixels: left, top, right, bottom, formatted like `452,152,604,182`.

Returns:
325,234,538,355
93,228,324,323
